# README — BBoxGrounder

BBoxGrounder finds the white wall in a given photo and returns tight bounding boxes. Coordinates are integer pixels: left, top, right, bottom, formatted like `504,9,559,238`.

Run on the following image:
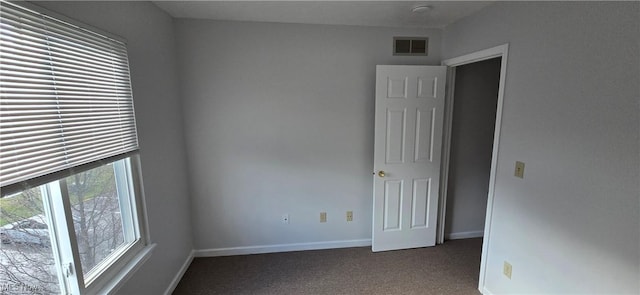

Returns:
443,2,639,294
445,58,501,239
175,20,442,250
33,2,194,294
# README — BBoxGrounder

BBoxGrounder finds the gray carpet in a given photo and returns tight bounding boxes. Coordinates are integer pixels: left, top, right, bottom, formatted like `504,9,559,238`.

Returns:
174,238,482,295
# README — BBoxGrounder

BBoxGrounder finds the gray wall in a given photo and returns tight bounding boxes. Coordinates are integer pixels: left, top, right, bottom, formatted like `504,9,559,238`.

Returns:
174,19,442,250
26,2,640,294
443,2,639,293
33,2,193,294
445,58,500,238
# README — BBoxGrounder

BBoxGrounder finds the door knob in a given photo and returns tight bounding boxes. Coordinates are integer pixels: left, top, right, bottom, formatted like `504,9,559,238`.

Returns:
378,170,385,178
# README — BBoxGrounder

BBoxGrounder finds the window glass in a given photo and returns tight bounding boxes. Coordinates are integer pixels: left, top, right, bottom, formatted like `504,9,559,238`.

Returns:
65,161,130,277
0,187,61,294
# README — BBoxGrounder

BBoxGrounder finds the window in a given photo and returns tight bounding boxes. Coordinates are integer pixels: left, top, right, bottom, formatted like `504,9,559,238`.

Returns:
0,1,151,294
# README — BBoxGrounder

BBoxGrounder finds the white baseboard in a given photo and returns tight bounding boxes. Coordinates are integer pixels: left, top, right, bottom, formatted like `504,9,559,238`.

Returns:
481,286,495,295
164,249,195,295
446,230,484,240
195,239,372,257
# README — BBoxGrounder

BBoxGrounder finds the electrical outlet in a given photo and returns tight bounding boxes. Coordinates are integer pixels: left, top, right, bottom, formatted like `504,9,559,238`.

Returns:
281,214,289,224
320,212,327,223
346,211,353,222
503,261,512,279
514,161,525,178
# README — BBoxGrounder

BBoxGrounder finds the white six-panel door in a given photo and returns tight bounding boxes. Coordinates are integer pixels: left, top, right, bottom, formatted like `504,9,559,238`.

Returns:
372,65,446,252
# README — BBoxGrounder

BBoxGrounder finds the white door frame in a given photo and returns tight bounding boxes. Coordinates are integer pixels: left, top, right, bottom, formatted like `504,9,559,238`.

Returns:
437,44,509,291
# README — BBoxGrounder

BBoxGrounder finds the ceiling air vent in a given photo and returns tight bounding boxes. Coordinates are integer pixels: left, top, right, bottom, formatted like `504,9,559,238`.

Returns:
393,37,428,56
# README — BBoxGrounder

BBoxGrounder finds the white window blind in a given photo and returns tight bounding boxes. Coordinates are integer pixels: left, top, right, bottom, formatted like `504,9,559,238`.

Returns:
0,1,139,189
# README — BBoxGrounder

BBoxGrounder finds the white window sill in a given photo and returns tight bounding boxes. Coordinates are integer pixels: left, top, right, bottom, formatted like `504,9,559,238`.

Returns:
98,243,157,295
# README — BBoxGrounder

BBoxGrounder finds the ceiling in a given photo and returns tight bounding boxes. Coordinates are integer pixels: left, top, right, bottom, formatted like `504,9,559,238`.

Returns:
152,1,494,29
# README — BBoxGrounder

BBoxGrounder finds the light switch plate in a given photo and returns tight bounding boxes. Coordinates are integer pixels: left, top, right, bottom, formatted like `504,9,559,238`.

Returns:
320,212,327,223
503,261,513,279
515,161,525,178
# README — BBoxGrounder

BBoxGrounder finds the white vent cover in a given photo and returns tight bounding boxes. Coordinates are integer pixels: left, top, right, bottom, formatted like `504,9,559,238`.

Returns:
393,37,428,56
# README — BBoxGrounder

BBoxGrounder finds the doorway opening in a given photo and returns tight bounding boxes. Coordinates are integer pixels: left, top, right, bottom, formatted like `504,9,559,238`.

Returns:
444,57,501,241
438,44,510,292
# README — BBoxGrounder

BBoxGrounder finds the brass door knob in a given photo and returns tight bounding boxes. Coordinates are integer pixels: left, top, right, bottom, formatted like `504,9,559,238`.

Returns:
378,170,385,178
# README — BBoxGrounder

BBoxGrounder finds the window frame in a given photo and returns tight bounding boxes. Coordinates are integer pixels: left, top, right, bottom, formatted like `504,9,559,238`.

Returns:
7,154,153,294
0,1,154,294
